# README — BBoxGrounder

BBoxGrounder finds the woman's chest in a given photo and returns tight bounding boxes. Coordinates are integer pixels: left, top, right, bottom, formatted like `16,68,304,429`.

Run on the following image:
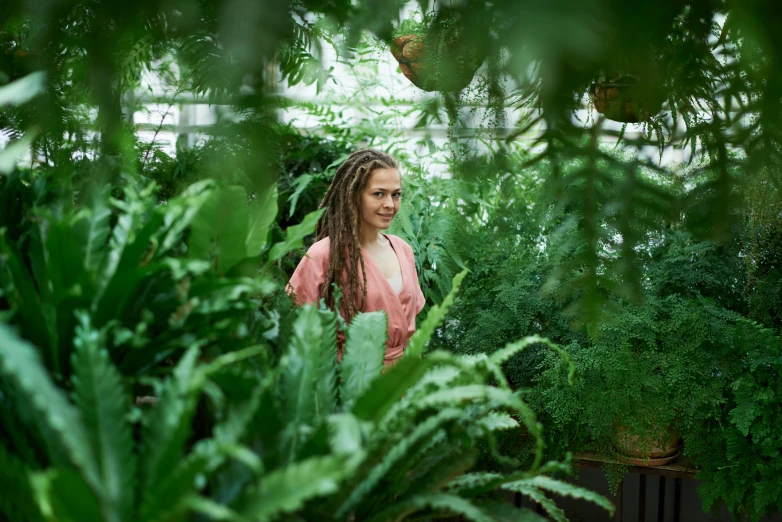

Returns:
363,243,402,278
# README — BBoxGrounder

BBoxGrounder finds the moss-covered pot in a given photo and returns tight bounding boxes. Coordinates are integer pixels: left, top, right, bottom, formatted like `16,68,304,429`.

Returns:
390,34,486,92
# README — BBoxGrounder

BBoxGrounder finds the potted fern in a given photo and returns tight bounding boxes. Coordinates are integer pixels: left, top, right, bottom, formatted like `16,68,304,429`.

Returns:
390,9,487,92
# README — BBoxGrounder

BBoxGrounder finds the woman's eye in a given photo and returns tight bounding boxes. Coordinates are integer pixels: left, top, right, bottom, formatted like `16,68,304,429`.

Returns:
374,192,384,197
392,193,401,199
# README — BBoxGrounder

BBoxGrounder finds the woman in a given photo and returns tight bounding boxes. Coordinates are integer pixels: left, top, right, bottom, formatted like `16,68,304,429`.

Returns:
287,149,425,366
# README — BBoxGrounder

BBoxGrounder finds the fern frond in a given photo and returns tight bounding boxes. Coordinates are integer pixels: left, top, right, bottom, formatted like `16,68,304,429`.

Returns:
340,311,387,408
490,335,575,386
280,304,325,463
504,476,615,515
446,472,504,493
72,186,112,273
336,408,464,518
0,324,100,497
405,268,468,358
236,455,350,522
314,306,338,422
139,347,201,515
479,412,520,431
71,312,135,522
364,493,494,522
509,484,568,522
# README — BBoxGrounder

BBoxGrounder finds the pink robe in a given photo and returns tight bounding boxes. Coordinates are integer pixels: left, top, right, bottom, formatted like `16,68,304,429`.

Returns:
287,234,426,365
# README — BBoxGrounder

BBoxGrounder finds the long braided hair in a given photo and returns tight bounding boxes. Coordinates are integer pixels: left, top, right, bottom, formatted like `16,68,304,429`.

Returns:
316,149,399,322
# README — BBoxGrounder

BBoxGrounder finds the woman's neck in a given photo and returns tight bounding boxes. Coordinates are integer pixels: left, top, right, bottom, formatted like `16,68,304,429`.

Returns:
359,223,382,247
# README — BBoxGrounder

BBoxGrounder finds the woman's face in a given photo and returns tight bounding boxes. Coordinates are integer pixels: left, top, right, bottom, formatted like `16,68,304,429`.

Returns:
360,167,402,231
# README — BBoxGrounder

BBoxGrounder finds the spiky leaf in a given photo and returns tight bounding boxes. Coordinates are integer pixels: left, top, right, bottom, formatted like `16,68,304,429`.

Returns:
139,347,200,515
0,324,99,494
340,311,387,407
405,269,468,358
71,313,135,522
236,456,349,522
364,493,495,522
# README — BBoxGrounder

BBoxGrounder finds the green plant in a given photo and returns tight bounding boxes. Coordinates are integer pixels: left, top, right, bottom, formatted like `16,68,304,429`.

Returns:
0,270,614,522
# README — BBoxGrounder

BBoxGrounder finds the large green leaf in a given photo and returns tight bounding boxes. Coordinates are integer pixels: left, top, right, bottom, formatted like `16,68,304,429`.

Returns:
236,455,349,522
158,179,216,256
246,183,278,257
189,185,249,274
139,347,200,514
340,311,387,408
72,187,112,273
71,313,135,522
0,324,100,496
0,71,46,107
93,193,166,324
313,307,338,423
280,304,325,463
267,207,325,263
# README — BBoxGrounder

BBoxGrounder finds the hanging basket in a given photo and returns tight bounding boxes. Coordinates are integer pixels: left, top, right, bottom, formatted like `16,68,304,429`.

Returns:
589,77,663,123
390,34,486,92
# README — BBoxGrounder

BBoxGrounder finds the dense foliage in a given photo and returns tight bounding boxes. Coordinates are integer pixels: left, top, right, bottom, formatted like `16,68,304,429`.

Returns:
2,0,782,521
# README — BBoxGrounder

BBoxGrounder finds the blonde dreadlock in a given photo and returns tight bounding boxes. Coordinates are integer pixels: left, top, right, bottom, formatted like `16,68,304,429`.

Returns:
316,149,399,322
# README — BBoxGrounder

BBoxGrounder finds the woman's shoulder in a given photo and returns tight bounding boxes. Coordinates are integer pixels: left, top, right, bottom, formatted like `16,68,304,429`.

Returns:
385,234,414,254
306,236,331,258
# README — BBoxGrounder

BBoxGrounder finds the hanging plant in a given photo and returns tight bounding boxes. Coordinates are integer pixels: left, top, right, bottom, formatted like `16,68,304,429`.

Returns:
589,74,664,123
390,10,487,92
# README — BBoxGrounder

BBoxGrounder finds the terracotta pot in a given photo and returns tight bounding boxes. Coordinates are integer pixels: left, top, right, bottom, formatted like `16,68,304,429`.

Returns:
589,79,663,123
390,34,485,92
615,423,679,464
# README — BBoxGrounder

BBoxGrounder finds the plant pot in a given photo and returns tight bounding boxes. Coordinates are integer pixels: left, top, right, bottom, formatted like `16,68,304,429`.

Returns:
589,77,663,123
614,423,679,467
390,34,485,92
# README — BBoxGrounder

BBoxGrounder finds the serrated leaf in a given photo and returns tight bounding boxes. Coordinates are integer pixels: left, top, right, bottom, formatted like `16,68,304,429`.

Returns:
340,311,387,407
140,347,201,515
404,269,468,359
0,324,100,498
505,476,615,514
280,304,325,462
72,187,112,273
71,313,135,522
479,412,520,431
365,493,494,522
237,456,349,521
337,408,464,517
